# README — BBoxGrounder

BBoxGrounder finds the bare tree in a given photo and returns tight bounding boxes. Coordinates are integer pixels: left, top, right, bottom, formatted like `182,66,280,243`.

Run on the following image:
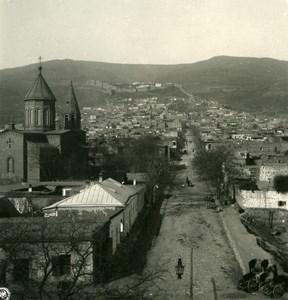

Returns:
192,145,238,205
0,214,97,300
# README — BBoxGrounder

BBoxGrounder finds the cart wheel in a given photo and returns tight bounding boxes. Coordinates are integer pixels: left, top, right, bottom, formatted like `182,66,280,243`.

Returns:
237,279,246,291
247,278,258,293
273,284,284,298
262,283,273,297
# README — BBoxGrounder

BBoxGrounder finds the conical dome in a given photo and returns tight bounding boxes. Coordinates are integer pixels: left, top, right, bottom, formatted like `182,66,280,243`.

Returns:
25,66,56,101
63,82,81,130
24,66,56,131
64,82,80,115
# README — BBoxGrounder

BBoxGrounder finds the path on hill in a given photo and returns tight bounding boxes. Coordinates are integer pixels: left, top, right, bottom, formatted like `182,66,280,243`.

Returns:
144,136,286,299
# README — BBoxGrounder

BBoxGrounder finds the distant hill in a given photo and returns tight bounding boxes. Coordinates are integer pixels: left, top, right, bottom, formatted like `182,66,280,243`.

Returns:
1,56,288,124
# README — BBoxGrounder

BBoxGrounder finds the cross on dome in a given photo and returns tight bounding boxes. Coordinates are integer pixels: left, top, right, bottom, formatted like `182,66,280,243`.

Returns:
38,56,43,72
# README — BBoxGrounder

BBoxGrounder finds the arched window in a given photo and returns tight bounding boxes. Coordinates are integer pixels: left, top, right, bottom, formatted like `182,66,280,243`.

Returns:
25,109,29,126
29,109,34,125
36,109,41,125
7,156,14,173
71,114,76,128
44,109,50,126
64,115,69,128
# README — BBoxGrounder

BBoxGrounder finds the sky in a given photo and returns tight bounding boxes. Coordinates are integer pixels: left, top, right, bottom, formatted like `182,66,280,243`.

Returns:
1,0,288,69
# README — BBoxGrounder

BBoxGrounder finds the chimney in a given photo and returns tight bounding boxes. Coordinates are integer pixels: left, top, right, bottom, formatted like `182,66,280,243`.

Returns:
99,172,103,182
133,178,136,185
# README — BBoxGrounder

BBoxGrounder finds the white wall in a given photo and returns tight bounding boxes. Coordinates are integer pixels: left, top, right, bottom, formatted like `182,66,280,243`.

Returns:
236,189,288,210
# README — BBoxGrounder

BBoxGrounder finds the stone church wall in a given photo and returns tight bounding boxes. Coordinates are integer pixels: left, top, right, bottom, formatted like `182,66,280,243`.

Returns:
27,142,40,181
0,131,24,180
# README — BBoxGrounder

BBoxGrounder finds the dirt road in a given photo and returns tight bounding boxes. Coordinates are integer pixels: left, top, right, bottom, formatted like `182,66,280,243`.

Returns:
144,138,283,299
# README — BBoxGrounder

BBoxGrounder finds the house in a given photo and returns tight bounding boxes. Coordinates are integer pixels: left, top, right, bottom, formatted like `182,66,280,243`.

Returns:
43,178,146,254
0,214,108,297
234,187,288,210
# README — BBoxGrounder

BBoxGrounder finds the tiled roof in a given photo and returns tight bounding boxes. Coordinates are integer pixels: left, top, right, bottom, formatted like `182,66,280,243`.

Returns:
24,67,56,101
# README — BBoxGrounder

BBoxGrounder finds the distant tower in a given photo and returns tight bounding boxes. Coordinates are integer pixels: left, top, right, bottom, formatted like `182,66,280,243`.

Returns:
63,82,81,130
24,59,56,131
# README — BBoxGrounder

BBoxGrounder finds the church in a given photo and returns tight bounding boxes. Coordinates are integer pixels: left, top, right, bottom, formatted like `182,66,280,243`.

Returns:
0,65,87,181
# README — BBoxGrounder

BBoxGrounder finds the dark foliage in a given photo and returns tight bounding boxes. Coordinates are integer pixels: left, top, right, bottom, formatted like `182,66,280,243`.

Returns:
274,175,288,193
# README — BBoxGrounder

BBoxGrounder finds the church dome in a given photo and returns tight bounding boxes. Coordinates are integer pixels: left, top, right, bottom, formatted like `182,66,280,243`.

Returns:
24,66,56,101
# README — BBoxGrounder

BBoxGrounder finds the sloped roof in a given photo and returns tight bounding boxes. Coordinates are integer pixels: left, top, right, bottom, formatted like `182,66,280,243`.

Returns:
24,67,56,101
43,178,137,211
64,82,80,115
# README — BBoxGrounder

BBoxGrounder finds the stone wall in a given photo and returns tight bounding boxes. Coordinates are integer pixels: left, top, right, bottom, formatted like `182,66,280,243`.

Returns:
236,188,288,210
0,130,24,180
259,165,288,181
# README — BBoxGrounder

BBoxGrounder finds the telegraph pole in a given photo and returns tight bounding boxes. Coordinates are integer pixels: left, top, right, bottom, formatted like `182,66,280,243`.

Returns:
190,247,193,300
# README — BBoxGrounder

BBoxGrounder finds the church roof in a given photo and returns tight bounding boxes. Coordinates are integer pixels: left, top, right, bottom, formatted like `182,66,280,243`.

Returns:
64,82,80,115
24,66,56,101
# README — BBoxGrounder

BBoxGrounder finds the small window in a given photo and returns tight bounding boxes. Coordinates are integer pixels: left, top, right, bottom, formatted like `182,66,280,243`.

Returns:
52,255,71,276
120,220,124,233
29,109,34,125
64,114,69,128
278,201,286,207
44,109,50,126
14,259,29,282
36,109,41,125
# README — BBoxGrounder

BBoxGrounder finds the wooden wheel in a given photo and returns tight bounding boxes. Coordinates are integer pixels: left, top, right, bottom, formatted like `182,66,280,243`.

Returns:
237,279,247,291
262,282,273,297
273,284,285,298
247,277,258,293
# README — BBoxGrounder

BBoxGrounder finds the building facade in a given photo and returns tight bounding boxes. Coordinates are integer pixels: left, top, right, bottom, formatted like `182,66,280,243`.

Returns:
0,66,87,181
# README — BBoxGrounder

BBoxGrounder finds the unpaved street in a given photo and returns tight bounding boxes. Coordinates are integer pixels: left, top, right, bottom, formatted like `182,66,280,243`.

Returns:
144,139,281,299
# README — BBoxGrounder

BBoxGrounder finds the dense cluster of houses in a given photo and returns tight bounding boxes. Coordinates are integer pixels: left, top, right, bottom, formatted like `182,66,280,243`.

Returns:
190,100,288,212
82,96,184,140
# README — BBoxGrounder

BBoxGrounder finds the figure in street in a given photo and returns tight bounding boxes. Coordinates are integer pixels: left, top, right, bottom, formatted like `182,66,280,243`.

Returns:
175,258,184,279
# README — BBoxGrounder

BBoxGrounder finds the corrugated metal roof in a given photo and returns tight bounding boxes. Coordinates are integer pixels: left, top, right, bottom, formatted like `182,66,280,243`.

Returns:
24,67,56,101
43,178,137,210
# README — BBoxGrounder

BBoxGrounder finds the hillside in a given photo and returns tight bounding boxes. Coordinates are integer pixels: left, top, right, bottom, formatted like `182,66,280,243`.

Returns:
1,56,288,124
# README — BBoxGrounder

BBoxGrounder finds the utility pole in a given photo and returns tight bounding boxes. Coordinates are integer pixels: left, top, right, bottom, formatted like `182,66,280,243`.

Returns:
190,247,193,300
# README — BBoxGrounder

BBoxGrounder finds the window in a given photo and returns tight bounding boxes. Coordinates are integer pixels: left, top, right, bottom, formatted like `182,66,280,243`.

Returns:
64,114,69,128
25,109,29,126
278,201,286,207
71,114,76,128
52,255,71,276
13,259,29,282
116,227,120,244
44,109,50,126
29,109,34,125
36,109,41,125
7,156,14,173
